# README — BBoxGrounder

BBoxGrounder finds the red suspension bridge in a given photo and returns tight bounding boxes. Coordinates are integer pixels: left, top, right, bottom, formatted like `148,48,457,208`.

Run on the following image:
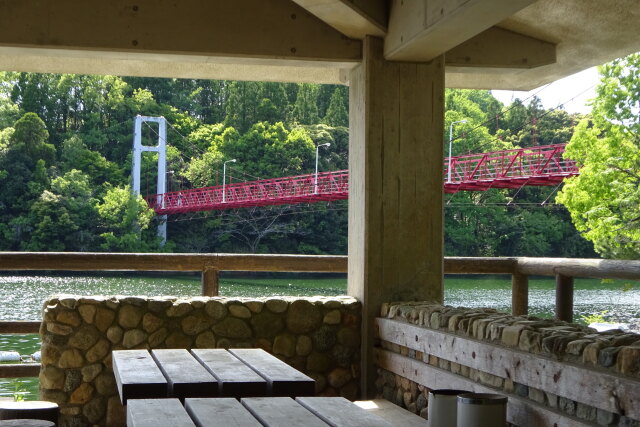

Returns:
145,143,578,215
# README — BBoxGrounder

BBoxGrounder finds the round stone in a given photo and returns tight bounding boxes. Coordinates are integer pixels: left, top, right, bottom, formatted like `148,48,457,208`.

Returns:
58,349,84,368
205,300,227,320
68,326,100,350
166,301,193,317
165,332,193,348
273,334,296,357
229,305,252,319
195,331,216,348
123,329,147,348
106,326,123,344
81,364,103,383
57,311,81,327
328,367,352,388
94,308,116,332
40,366,64,390
118,304,144,329
95,373,117,395
287,300,322,334
78,305,97,324
86,339,111,363
181,313,212,335
47,322,73,336
296,335,313,356
148,328,168,347
142,313,164,334
245,301,264,313
250,311,284,339
83,396,106,424
213,318,252,339
70,383,94,404
323,310,341,325
265,299,288,313
306,352,329,373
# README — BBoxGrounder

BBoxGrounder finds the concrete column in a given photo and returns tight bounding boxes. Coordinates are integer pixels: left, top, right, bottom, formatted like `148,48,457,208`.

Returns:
348,36,445,397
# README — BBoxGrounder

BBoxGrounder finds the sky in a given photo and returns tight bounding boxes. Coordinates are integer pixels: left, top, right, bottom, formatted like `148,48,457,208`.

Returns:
491,67,600,114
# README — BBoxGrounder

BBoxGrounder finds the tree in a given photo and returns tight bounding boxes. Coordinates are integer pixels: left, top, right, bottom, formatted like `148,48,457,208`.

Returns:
323,87,348,127
557,53,640,258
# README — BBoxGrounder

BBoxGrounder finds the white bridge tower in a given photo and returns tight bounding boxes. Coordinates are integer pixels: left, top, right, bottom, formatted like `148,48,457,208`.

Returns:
131,115,167,245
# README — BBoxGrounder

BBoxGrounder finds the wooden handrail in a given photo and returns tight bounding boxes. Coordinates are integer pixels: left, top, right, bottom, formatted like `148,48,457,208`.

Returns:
2,252,640,321
0,321,40,334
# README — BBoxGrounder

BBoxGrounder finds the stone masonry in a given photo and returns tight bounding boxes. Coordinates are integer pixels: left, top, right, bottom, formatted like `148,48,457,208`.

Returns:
377,302,640,427
40,295,361,426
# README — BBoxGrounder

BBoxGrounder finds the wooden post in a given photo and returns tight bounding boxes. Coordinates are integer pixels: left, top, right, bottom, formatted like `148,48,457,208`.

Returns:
555,274,574,322
348,36,445,397
201,268,219,296
511,272,529,316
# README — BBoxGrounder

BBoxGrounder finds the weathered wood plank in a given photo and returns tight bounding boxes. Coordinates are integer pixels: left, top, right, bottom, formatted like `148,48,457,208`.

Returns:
151,349,218,400
127,398,195,427
0,364,40,378
229,349,314,397
185,398,262,427
201,268,219,297
0,252,347,273
353,399,425,427
445,257,517,274
555,274,574,322
511,272,529,316
516,257,640,280
374,348,593,427
112,350,167,404
296,397,392,427
376,318,640,419
0,321,41,334
191,349,266,398
241,397,328,427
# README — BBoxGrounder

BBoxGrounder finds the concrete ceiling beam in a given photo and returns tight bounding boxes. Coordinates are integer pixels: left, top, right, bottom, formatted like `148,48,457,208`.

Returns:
446,26,556,70
385,0,537,62
289,0,387,38
0,0,361,67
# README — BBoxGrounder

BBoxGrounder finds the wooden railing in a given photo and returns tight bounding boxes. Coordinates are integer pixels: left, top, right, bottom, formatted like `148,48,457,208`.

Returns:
1,252,640,326
0,321,41,378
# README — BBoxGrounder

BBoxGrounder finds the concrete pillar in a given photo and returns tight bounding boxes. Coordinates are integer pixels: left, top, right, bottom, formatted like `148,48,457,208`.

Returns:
348,36,445,396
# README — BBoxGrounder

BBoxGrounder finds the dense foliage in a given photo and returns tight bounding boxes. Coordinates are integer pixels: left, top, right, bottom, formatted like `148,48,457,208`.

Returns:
557,53,640,258
0,71,595,257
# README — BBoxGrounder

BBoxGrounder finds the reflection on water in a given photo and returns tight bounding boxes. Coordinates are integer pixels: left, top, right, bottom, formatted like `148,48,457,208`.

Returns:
0,273,638,400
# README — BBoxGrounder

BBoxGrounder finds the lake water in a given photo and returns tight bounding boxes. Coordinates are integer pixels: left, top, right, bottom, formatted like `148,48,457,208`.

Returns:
0,273,638,399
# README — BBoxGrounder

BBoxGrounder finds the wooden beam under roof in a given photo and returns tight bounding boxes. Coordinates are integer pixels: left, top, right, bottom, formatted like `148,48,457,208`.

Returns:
0,0,361,66
290,0,388,38
385,0,536,61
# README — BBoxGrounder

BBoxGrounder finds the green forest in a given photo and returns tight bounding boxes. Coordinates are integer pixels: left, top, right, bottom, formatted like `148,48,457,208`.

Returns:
0,55,636,258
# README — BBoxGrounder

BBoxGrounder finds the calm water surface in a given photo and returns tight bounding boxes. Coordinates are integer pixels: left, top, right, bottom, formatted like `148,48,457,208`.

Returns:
0,273,638,399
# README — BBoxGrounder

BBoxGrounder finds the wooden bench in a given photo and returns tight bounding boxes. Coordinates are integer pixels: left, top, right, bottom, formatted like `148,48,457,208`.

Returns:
112,349,168,404
127,397,395,427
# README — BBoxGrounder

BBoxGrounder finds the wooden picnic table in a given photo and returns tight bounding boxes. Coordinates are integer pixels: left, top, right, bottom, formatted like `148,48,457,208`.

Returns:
127,397,394,427
112,348,315,404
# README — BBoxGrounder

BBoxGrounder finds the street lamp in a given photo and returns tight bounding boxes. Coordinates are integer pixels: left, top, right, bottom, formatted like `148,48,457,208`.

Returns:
447,119,467,183
223,159,236,203
315,143,331,194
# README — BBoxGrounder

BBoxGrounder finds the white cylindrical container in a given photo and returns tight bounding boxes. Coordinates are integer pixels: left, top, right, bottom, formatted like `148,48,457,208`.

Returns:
456,393,507,427
427,389,469,427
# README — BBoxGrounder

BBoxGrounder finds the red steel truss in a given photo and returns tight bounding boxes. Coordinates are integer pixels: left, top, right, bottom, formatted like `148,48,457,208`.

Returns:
145,144,578,215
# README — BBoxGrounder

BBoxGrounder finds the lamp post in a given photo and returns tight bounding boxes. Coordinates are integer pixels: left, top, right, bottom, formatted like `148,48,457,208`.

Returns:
447,119,467,183
223,159,236,203
315,143,331,194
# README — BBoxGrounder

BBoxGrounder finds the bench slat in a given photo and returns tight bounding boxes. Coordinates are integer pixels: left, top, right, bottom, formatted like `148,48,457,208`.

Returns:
191,349,267,398
241,397,328,427
229,349,315,396
113,350,167,404
296,397,393,427
127,399,195,427
185,398,262,427
151,349,218,400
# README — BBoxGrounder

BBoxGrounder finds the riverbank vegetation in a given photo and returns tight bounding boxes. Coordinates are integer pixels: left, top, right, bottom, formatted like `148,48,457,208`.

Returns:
0,67,616,258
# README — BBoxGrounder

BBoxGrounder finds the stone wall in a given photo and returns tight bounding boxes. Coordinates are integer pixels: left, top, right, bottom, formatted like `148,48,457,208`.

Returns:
376,302,640,426
39,295,361,426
